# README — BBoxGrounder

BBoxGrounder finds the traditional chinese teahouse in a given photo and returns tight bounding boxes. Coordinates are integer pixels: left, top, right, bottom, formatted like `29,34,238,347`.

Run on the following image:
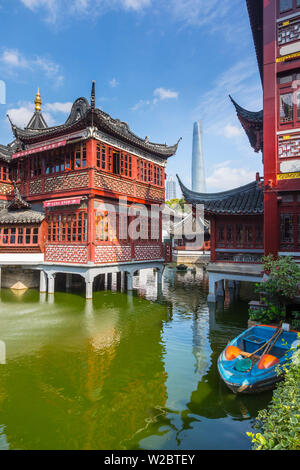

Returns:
0,83,179,298
178,0,300,302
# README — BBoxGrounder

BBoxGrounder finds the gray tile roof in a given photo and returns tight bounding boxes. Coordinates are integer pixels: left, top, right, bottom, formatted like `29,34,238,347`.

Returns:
0,144,12,163
25,110,48,130
177,175,264,215
0,208,45,224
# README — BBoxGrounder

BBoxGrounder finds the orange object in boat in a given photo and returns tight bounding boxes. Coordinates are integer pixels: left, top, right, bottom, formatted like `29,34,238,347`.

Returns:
225,345,241,360
257,354,279,370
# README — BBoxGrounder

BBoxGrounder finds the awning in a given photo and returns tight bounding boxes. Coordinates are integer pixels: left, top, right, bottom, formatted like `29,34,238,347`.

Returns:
43,197,82,208
12,140,67,159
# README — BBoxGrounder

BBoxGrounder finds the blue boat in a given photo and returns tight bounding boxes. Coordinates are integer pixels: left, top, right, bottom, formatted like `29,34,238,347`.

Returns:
218,325,300,394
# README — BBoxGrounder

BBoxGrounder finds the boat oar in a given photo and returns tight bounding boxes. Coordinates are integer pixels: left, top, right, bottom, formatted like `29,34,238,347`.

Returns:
240,326,282,359
262,327,283,357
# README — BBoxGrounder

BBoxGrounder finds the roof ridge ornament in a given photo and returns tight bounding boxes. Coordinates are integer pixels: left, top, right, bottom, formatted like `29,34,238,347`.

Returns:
91,81,95,110
7,181,31,211
35,88,42,112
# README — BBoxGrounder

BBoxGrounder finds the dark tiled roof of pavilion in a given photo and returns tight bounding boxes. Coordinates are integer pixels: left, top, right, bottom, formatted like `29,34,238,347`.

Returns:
9,86,180,159
0,144,12,163
0,182,45,224
7,182,31,211
229,96,263,124
0,207,45,224
177,175,264,215
246,0,263,82
25,110,48,130
230,95,263,153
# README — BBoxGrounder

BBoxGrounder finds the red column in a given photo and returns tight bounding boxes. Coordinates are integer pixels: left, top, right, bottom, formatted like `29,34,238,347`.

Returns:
263,0,279,257
210,216,216,262
86,139,95,189
88,196,95,262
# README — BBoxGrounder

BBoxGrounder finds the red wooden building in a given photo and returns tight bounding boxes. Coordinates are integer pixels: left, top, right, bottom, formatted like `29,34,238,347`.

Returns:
0,84,179,297
178,0,300,301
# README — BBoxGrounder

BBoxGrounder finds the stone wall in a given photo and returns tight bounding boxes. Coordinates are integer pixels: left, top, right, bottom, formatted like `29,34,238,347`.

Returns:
1,267,39,288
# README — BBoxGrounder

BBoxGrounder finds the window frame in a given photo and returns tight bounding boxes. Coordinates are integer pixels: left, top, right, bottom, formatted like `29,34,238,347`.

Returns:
278,72,300,128
0,225,40,246
47,209,88,244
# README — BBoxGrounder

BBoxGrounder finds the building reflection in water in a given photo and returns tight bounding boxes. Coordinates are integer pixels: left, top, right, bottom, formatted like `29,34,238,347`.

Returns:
0,341,6,365
0,288,171,450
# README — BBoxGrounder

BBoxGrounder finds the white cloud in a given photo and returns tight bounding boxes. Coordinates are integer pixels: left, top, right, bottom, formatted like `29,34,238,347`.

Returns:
1,49,28,68
19,0,152,23
7,100,72,128
44,102,72,113
122,0,151,10
131,99,151,111
223,124,243,139
7,103,35,128
167,0,246,40
109,78,119,88
206,164,256,192
153,87,178,101
132,87,179,111
0,48,64,85
19,0,244,43
20,0,58,22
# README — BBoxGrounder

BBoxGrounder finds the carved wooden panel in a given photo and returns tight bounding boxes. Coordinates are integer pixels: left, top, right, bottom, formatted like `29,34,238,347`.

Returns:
45,244,88,264
94,245,131,264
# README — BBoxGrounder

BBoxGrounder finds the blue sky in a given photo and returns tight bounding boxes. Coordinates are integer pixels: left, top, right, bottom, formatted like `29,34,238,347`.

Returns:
0,0,263,194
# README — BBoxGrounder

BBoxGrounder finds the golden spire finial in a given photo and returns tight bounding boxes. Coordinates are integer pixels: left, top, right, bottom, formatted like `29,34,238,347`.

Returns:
35,88,42,111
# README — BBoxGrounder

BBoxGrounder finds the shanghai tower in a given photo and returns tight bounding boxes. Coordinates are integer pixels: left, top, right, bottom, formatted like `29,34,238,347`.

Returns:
192,121,206,193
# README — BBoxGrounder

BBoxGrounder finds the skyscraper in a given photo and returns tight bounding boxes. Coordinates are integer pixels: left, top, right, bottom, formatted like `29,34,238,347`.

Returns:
192,121,206,193
166,175,177,200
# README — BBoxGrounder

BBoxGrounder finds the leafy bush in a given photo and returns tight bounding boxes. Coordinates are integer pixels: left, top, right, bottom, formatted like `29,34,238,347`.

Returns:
260,255,300,304
249,256,300,324
247,340,300,450
249,298,286,324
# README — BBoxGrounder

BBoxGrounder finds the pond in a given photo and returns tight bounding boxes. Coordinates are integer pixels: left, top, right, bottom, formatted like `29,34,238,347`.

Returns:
0,266,272,450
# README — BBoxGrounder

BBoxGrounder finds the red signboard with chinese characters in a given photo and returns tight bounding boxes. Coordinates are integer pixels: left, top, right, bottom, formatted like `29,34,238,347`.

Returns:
12,140,67,159
43,197,82,208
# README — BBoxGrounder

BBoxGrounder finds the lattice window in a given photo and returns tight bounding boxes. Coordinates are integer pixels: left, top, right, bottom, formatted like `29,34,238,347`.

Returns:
226,224,233,247
0,226,39,246
280,0,292,12
280,213,294,244
245,225,253,247
0,164,10,182
255,224,263,247
217,224,225,247
236,224,244,247
47,211,87,243
280,93,293,123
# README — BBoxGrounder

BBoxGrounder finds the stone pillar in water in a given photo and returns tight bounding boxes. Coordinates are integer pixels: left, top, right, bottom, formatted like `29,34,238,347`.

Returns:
40,270,47,293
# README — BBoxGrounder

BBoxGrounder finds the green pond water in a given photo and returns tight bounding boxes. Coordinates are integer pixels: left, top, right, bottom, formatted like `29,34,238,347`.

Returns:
0,267,272,450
